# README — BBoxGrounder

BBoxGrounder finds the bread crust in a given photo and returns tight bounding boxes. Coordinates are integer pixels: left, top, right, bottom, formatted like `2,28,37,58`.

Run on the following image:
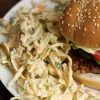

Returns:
61,0,100,48
73,73,100,90
61,3,81,41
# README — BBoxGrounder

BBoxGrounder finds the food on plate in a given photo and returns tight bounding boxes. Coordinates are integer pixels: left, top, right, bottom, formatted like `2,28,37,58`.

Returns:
61,0,100,90
0,0,100,100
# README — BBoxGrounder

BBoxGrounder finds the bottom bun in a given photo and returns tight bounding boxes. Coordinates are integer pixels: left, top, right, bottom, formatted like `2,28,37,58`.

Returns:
73,73,100,90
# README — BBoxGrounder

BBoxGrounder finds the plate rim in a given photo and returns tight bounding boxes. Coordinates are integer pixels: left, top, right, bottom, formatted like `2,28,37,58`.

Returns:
0,0,31,96
0,0,100,98
0,0,56,97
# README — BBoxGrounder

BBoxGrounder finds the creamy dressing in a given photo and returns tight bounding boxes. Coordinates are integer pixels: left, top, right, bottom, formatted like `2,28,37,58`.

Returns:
75,44,100,54
51,90,72,100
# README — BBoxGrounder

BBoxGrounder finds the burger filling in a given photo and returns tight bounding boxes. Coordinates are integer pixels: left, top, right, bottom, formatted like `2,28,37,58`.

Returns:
71,43,100,65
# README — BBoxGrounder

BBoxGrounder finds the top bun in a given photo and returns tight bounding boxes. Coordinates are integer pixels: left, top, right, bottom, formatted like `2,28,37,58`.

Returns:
61,0,100,48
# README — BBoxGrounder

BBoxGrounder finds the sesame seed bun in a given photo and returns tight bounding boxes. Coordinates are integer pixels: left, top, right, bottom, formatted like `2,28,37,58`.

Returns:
61,0,100,48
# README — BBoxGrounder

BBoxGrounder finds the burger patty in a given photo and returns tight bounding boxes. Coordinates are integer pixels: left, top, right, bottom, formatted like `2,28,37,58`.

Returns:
69,50,100,74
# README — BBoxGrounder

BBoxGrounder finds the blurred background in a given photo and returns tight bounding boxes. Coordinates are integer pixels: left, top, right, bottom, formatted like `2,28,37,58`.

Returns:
0,0,19,100
0,0,19,17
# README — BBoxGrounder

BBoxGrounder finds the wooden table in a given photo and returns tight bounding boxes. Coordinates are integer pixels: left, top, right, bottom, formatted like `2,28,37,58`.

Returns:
0,0,19,99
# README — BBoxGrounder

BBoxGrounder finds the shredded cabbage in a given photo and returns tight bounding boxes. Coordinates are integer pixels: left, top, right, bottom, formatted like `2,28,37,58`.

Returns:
0,0,100,100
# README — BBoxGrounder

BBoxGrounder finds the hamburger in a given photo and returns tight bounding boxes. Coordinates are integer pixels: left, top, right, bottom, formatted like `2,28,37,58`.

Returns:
61,0,100,90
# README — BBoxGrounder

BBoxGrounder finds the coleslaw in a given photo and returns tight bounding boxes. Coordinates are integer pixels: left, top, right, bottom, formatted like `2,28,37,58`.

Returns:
0,0,100,100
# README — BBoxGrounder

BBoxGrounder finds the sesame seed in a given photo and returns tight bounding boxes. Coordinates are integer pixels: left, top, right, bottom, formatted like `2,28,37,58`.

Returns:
92,19,95,22
88,9,91,11
95,8,98,12
69,14,72,17
95,9,97,11
77,8,80,11
92,31,95,34
71,25,74,27
98,16,100,18
93,3,96,6
96,6,98,9
88,12,91,15
95,23,97,26
84,27,87,31
77,13,79,16
67,12,69,15
62,21,64,24
88,16,91,18
83,20,85,22
94,16,96,19
68,23,70,26
84,9,87,12
79,26,81,29
75,23,78,27
69,8,71,11
97,23,99,27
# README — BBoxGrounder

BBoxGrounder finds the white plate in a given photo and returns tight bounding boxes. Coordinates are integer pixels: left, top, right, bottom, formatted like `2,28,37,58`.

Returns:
0,0,57,96
0,0,99,97
0,0,32,96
